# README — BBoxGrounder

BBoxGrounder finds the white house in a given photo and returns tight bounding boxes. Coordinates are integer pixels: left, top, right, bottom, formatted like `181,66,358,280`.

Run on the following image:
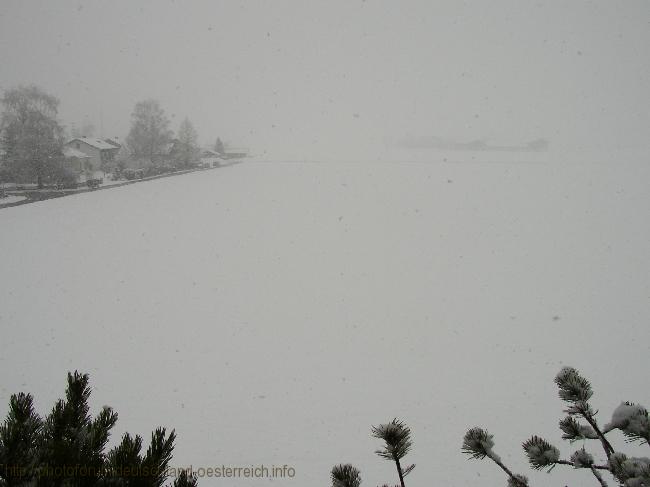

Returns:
65,137,120,177
199,149,224,168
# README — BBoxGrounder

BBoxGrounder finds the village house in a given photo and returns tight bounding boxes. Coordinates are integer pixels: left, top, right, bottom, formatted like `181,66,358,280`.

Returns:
65,137,120,177
199,149,224,168
222,147,248,159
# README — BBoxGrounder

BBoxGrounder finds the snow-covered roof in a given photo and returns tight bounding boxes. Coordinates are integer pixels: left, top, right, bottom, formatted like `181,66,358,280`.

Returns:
68,138,118,150
201,149,224,157
63,147,92,159
104,139,122,149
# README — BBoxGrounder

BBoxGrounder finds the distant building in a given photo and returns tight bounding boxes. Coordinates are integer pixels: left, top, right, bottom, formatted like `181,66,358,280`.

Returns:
222,147,248,159
200,149,224,168
123,139,179,169
65,137,120,175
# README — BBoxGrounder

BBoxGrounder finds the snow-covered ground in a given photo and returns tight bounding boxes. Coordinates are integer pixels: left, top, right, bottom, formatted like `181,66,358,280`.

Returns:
0,195,27,205
1,154,649,487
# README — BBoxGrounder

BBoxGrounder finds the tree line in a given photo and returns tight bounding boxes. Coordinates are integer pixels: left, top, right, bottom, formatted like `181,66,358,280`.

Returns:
0,85,226,188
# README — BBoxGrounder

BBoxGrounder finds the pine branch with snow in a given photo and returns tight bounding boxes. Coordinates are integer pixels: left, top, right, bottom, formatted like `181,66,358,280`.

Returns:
522,436,561,470
555,366,593,403
372,419,414,487
331,419,414,487
507,474,530,487
462,428,528,487
603,402,650,446
462,366,650,487
554,367,614,458
331,464,362,487
462,428,497,461
608,453,650,486
173,469,199,487
559,416,599,441
570,448,595,468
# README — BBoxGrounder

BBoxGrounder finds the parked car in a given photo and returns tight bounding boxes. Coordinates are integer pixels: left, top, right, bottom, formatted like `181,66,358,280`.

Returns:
123,168,145,180
86,178,102,189
54,180,78,190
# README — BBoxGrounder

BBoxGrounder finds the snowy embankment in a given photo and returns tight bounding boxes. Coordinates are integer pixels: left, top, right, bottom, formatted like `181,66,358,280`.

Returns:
0,195,27,205
0,155,649,487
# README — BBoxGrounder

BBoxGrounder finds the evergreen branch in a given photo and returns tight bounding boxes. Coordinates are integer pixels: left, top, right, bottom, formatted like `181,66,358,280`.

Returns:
331,464,361,487
462,429,528,486
372,419,413,461
491,456,529,487
173,469,199,487
373,419,412,487
142,427,175,487
570,448,594,468
590,466,608,487
506,474,529,487
607,452,650,486
554,367,615,459
462,428,496,460
555,367,593,403
581,412,615,459
603,402,650,446
559,416,598,441
401,464,415,478
522,436,560,470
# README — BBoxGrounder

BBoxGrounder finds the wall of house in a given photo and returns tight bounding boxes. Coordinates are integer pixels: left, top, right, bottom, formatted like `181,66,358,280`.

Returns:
69,141,102,169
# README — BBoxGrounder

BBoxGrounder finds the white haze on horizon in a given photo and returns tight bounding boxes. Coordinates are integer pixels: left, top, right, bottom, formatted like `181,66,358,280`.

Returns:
1,0,649,162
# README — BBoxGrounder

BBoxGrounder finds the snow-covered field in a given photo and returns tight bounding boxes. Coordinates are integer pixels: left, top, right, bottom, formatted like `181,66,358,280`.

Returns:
1,154,649,486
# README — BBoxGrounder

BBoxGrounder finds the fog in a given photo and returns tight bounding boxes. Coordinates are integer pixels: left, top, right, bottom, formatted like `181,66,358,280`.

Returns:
2,2,650,487
1,0,648,161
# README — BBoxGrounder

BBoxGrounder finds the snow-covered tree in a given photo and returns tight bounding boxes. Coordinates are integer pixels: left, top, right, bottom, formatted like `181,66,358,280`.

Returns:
462,367,650,487
0,85,66,188
214,138,224,155
126,99,172,165
175,118,199,168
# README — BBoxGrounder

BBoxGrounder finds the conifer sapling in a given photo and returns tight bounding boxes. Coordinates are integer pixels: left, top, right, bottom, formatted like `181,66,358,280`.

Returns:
372,419,415,487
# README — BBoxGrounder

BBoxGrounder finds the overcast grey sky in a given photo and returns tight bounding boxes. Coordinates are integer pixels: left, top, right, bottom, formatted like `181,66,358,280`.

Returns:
1,1,648,160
